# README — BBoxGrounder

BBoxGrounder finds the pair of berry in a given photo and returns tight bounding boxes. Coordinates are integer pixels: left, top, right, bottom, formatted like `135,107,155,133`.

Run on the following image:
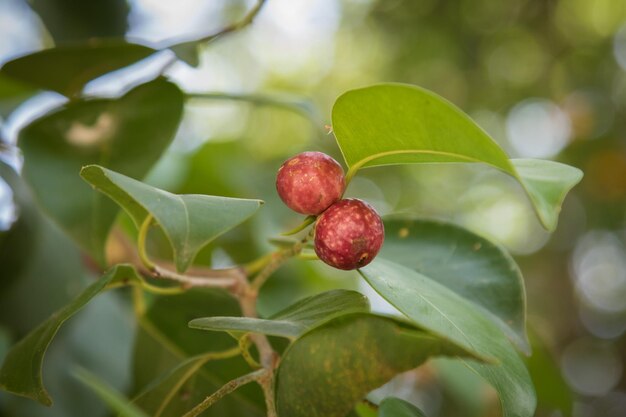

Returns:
276,152,384,270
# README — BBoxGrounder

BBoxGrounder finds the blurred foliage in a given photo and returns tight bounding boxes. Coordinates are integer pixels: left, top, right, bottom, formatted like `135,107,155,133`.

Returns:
0,0,625,416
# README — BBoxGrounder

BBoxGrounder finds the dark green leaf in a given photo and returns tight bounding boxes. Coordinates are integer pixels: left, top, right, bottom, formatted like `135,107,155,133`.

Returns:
381,218,528,352
30,0,129,43
19,78,184,264
525,328,573,415
379,397,427,417
81,165,264,272
131,290,264,417
275,313,482,417
74,368,148,417
189,289,370,338
0,264,141,405
0,73,36,117
360,259,536,417
1,41,155,97
331,84,583,230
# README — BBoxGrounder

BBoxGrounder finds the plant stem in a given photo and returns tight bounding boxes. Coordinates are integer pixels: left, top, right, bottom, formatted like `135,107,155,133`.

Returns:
250,232,310,292
137,214,241,289
182,369,266,417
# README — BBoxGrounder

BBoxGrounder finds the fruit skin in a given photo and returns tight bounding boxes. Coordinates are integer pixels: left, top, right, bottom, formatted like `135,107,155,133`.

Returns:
276,151,345,215
314,199,384,270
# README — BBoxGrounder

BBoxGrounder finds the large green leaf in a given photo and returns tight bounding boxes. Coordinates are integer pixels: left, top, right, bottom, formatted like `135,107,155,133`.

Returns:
189,289,369,339
379,397,427,417
19,78,184,264
381,218,528,353
1,41,155,97
74,368,149,417
0,264,141,406
331,84,583,231
360,259,536,417
131,290,264,417
81,165,264,272
275,313,482,417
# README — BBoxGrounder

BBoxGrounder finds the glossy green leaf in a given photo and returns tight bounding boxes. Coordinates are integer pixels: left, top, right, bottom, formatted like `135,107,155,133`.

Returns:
81,165,264,272
360,259,536,417
19,78,184,264
189,289,369,338
1,41,155,97
275,313,482,417
131,290,264,417
331,83,583,230
381,218,528,353
379,397,426,417
0,264,141,405
74,368,149,417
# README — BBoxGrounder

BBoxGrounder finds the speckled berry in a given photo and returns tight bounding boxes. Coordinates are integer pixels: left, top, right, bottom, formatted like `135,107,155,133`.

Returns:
276,151,345,215
314,199,384,270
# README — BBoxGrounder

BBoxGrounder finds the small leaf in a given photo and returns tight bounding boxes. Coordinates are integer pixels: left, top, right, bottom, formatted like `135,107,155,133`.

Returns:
189,290,370,338
81,165,264,272
1,41,155,97
74,367,149,417
382,218,529,353
512,159,583,232
19,78,183,265
0,264,141,405
379,397,427,417
331,84,582,231
275,313,483,417
360,259,536,417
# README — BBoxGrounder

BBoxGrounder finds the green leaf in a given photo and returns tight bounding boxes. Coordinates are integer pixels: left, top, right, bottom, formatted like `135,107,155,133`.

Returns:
331,83,583,231
1,41,155,97
81,165,264,272
0,264,141,405
381,218,528,353
360,259,536,417
74,368,149,417
525,327,573,415
511,159,583,233
275,313,482,417
131,290,264,417
19,78,184,264
189,289,370,338
379,397,427,417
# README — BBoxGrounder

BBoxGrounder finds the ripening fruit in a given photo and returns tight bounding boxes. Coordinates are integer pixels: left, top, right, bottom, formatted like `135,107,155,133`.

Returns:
314,198,384,270
276,151,345,215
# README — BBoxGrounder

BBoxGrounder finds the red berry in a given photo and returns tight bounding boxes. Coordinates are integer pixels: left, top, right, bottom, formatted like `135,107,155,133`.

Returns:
314,199,384,270
276,151,345,215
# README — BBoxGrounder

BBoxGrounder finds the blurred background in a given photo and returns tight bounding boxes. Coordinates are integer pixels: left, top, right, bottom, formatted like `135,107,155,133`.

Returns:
0,0,625,416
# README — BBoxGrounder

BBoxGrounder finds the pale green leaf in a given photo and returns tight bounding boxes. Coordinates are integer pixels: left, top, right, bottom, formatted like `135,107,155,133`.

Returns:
81,165,263,272
189,290,370,338
331,84,582,231
360,259,536,417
